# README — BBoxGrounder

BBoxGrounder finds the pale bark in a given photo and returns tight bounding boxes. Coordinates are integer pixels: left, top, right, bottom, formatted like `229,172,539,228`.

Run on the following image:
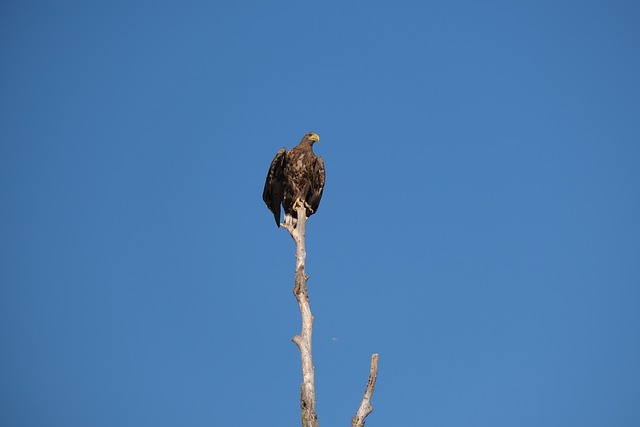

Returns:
282,205,379,427
352,353,380,427
283,205,318,427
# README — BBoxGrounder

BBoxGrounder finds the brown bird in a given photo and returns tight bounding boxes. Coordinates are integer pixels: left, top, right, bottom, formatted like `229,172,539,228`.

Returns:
263,132,325,227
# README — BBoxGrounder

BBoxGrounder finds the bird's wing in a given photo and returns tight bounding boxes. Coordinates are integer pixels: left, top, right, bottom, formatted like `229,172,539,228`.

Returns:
262,147,287,226
308,156,325,214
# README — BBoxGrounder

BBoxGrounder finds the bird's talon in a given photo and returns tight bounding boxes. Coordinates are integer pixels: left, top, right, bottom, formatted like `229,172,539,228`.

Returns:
291,197,302,211
304,201,314,213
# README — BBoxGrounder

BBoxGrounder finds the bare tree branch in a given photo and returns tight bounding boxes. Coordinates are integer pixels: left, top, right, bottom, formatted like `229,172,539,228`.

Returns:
352,354,379,427
283,205,319,427
282,205,380,427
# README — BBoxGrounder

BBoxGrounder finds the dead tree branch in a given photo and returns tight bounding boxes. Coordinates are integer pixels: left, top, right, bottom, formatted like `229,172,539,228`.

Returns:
282,205,379,427
352,353,380,427
283,205,318,427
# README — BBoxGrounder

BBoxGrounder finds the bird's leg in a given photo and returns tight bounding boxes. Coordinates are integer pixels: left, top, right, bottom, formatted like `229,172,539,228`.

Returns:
303,201,314,214
292,197,314,214
292,197,303,210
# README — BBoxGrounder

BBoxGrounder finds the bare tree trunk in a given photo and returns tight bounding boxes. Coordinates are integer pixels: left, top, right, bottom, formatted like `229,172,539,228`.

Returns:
283,205,379,427
283,205,318,427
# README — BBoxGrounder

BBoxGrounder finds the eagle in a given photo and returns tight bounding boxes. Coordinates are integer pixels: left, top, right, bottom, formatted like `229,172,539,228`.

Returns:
263,132,325,227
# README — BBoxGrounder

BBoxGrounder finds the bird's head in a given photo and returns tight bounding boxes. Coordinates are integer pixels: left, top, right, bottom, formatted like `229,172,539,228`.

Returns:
303,132,320,144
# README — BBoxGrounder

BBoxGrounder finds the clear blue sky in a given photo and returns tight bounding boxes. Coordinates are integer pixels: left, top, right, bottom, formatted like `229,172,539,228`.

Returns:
1,1,639,426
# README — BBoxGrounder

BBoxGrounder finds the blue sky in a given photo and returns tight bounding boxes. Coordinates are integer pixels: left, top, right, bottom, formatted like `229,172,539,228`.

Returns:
1,0,639,426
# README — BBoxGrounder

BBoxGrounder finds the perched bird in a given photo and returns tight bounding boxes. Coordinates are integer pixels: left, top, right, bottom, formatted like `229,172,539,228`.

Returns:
263,132,325,227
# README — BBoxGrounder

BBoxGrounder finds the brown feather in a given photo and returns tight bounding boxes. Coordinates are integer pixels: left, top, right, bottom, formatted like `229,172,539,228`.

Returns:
262,133,325,227
262,147,286,226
